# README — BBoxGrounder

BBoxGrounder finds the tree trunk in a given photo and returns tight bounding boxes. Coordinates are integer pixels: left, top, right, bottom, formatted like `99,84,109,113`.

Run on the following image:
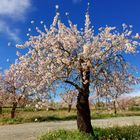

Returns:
113,100,117,115
76,91,94,135
68,104,72,112
65,60,94,135
97,97,100,108
0,106,2,114
11,102,17,118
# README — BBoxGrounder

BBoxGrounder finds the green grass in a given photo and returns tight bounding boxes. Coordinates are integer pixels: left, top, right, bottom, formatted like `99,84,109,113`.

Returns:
0,107,140,125
0,117,24,124
39,125,140,140
39,130,93,140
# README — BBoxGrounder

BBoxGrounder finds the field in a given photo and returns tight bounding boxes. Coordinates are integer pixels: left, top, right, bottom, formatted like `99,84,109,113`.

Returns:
1,107,140,125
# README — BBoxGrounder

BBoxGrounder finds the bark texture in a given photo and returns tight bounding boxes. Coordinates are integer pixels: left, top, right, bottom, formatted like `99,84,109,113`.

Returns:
76,92,93,135
76,66,94,135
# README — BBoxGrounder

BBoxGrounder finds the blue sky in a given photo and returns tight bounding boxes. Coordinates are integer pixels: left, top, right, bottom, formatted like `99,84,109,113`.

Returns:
0,0,140,96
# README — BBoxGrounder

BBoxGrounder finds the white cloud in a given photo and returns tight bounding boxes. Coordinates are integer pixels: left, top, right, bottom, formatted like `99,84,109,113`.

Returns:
0,0,31,20
0,0,32,43
72,0,82,4
0,20,20,42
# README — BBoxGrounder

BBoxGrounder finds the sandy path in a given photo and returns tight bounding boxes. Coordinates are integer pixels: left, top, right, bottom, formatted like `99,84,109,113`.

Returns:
0,116,140,140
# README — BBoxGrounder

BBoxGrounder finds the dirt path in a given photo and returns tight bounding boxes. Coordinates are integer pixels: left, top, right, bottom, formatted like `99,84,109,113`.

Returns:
0,116,140,140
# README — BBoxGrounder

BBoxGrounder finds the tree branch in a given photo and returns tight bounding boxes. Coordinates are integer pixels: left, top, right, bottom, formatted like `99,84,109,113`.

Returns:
64,80,81,91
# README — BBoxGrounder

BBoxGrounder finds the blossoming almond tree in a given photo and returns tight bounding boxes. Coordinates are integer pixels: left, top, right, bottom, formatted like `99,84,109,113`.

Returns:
16,5,140,135
94,71,140,114
60,90,78,112
0,64,28,118
0,90,10,114
117,96,132,111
